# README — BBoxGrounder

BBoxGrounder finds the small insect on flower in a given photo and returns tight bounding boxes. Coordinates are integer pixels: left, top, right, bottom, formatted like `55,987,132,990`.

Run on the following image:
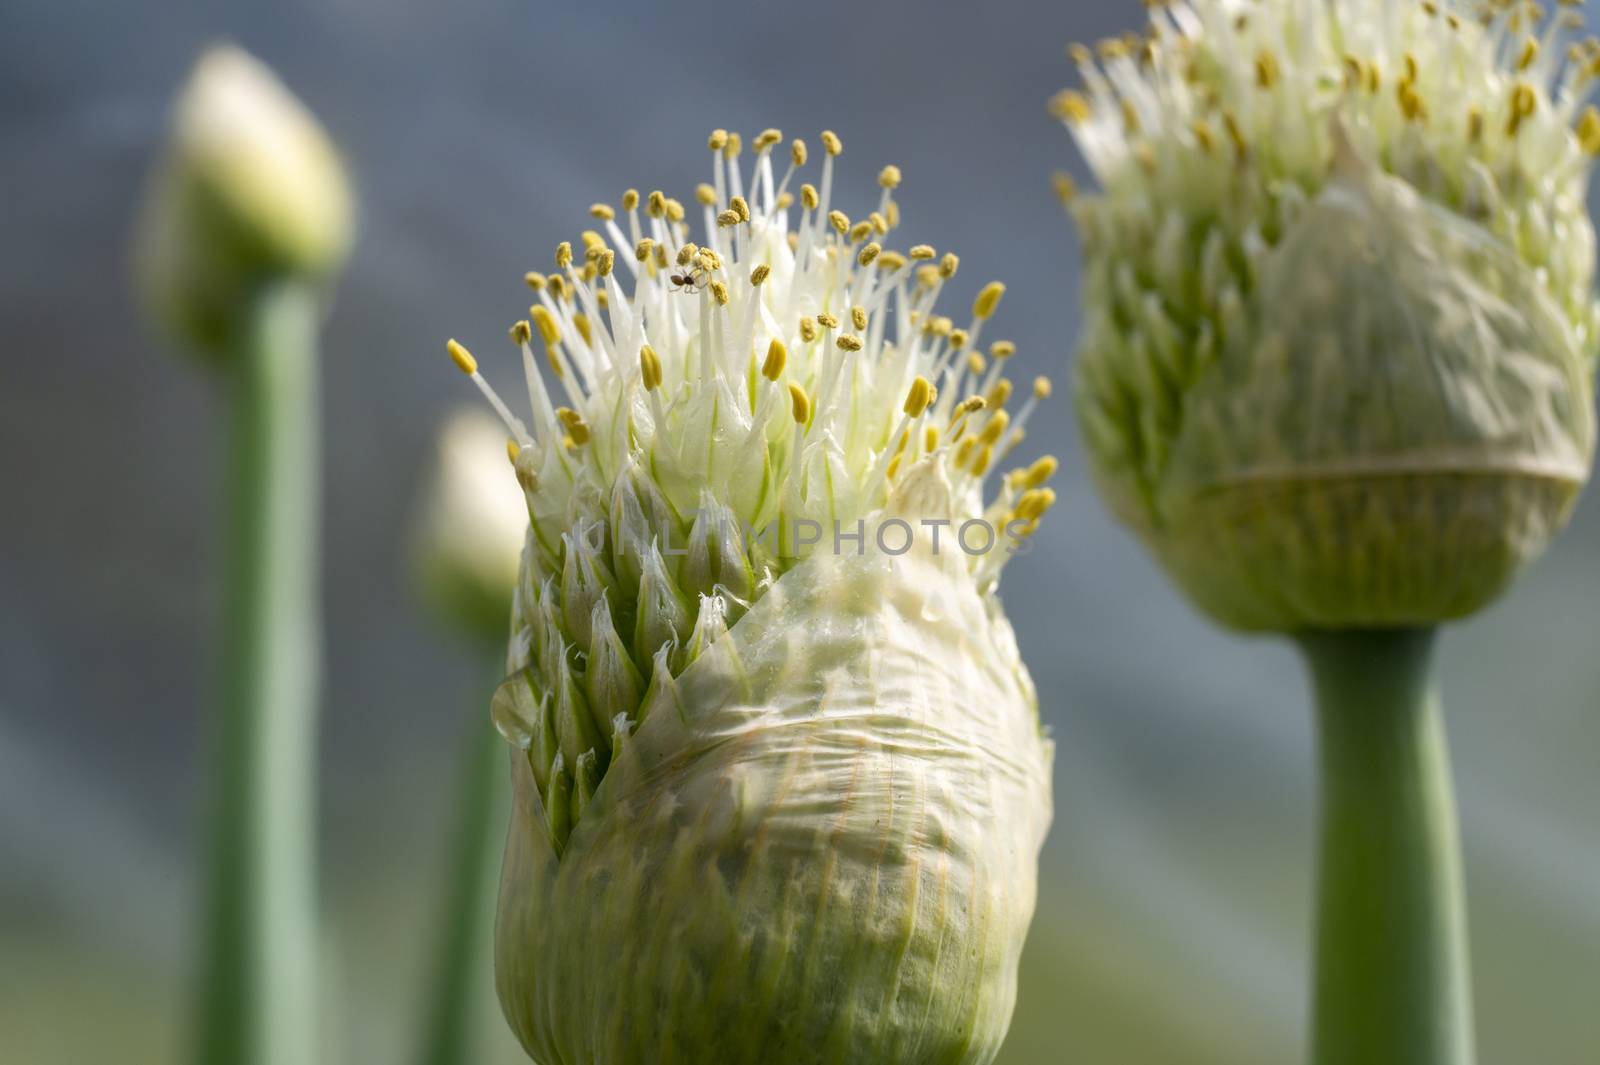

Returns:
445,128,1056,1065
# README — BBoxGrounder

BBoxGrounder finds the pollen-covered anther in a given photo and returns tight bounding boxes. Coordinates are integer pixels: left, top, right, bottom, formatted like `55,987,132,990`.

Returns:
858,241,881,266
903,375,934,417
589,203,615,221
828,210,850,234
851,305,868,330
836,334,864,352
820,129,842,155
510,320,532,346
878,165,902,189
815,311,840,330
750,263,771,285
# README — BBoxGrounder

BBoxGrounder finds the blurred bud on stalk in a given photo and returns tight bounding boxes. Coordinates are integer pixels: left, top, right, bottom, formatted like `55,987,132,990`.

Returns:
135,43,353,355
412,408,530,643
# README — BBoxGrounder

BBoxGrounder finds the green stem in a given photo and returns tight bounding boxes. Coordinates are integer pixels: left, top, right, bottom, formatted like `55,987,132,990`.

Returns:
199,281,323,1065
1297,628,1475,1065
417,647,513,1065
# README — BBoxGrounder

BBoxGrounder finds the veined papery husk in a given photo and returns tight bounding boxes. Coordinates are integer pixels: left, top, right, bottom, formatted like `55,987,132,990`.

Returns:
496,498,1050,1064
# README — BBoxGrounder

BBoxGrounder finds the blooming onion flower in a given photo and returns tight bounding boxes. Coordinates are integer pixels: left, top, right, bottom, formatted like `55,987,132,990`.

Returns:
1057,0,1599,631
446,129,1056,1064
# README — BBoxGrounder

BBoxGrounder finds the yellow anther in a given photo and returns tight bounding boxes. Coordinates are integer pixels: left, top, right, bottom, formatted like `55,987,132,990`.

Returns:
695,183,718,206
556,407,590,445
828,209,850,234
1578,105,1600,153
934,252,956,279
1403,52,1418,84
677,243,697,267
717,209,742,227
836,333,863,352
524,271,547,291
596,290,609,309
635,238,656,262
973,280,1006,319
816,311,840,330
1255,50,1279,88
1120,98,1141,134
858,241,882,266
878,164,903,189
555,241,573,268
969,444,994,476
530,305,561,346
990,340,1016,359
510,320,532,346
955,436,976,467
1507,82,1538,134
1033,375,1053,399
924,425,939,451
986,378,1013,409
949,328,969,349
878,250,907,271
886,200,900,228
578,261,597,283
1024,455,1058,488
886,454,902,482
597,249,615,277
868,210,888,235
1014,487,1057,522
967,351,987,375
849,221,874,242
903,375,934,417
1519,37,1539,70
1398,81,1427,122
979,410,1010,446
800,183,819,210
762,338,787,381
647,190,667,218
914,265,941,289
730,195,751,222
909,244,936,260
446,339,477,375
777,191,794,209
621,188,640,211
571,313,593,347
788,382,811,423
723,132,742,159
546,274,567,300
850,305,868,330
754,127,783,151
697,247,722,272
1049,89,1092,124
925,315,953,337
821,129,842,155
1193,119,1217,154
799,317,818,342
791,138,808,167
505,438,520,464
639,344,663,391
589,203,615,221
750,263,771,285
709,280,730,305
1051,171,1078,206
664,198,685,222
708,129,728,151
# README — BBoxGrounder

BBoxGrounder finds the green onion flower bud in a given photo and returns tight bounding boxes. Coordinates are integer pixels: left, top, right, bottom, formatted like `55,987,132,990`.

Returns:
447,131,1056,1063
135,44,353,355
412,407,530,643
1057,0,1599,631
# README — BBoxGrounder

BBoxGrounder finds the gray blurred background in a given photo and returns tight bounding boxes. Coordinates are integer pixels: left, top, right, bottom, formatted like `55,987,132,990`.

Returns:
1,0,1596,1062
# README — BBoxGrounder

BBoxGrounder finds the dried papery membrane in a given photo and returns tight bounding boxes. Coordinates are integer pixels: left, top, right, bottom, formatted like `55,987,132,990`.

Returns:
496,538,1050,1065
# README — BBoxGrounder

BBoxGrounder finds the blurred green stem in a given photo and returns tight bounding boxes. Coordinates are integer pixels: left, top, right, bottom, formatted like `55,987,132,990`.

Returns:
1298,628,1474,1065
417,646,512,1065
200,281,322,1065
